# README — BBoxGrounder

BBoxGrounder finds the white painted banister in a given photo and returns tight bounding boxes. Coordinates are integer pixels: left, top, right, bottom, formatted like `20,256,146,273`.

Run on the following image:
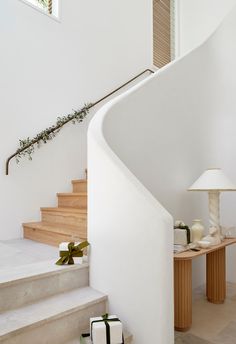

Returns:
88,4,236,343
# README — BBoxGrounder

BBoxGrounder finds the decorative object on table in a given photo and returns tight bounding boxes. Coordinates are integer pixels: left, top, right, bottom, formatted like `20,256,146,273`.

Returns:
191,219,204,243
188,168,236,239
55,241,89,265
189,242,197,249
174,220,191,245
197,240,211,249
81,313,124,344
201,226,221,246
222,226,236,238
174,244,189,254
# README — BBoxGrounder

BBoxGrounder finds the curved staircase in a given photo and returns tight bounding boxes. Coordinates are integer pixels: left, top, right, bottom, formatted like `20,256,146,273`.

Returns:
23,178,87,246
0,178,132,343
0,235,108,344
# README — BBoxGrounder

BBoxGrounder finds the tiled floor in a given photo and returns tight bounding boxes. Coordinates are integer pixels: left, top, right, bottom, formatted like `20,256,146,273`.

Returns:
175,283,236,343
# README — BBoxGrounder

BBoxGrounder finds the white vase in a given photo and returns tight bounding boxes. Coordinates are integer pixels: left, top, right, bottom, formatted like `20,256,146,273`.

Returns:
191,219,204,243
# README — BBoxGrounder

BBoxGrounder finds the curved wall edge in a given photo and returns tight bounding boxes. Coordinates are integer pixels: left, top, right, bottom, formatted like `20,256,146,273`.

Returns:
88,4,236,342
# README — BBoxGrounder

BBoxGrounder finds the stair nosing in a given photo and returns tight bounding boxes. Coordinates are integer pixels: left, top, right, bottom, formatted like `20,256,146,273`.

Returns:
57,193,87,197
71,180,87,184
0,287,107,341
40,207,87,214
23,221,86,231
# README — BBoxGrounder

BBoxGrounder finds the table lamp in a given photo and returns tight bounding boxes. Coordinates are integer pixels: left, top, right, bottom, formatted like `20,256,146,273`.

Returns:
188,168,236,236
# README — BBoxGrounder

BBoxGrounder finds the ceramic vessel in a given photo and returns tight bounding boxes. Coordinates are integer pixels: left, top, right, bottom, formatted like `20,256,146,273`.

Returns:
198,240,211,249
202,226,221,246
191,219,204,243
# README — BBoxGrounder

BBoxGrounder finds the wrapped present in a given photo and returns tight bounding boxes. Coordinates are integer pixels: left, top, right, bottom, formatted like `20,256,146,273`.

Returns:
89,313,123,344
174,228,188,245
174,220,191,245
55,241,89,265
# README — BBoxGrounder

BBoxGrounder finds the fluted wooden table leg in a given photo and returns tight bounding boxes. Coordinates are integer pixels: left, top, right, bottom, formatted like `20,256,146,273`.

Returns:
174,259,192,331
206,247,226,304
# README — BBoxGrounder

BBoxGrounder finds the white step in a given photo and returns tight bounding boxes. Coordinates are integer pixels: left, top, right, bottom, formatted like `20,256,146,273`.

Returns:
75,331,133,344
0,259,89,313
0,287,107,344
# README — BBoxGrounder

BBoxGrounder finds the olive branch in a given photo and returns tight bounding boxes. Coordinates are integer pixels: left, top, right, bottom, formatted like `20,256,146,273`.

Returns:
16,104,92,163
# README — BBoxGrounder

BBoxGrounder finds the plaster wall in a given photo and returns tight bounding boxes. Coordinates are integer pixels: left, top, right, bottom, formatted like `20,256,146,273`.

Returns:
177,0,236,285
177,0,236,55
89,12,236,344
0,0,152,239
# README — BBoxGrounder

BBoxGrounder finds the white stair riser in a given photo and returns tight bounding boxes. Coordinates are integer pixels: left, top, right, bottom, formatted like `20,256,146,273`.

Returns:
0,267,89,313
71,333,133,344
0,301,106,344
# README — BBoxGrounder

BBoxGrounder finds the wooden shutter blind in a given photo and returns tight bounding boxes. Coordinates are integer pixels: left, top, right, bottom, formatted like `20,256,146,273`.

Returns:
153,0,172,68
48,0,52,14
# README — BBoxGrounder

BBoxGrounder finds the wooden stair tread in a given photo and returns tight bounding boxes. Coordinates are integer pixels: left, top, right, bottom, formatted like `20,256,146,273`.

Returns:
24,222,87,246
23,175,88,247
23,222,84,232
40,207,87,214
71,179,87,184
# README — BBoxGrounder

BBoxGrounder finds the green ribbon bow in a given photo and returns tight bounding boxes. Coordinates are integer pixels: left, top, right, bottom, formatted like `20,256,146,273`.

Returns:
80,313,124,344
56,241,89,265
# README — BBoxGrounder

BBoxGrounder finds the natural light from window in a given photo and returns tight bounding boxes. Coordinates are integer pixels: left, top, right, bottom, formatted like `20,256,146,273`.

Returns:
22,0,59,18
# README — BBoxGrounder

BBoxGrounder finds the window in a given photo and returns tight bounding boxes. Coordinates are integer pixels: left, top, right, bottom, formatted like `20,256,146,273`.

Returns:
37,0,53,14
21,0,59,18
153,0,175,68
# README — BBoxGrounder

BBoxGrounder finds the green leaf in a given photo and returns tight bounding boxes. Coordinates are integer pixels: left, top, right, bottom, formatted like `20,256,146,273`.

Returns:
15,103,91,164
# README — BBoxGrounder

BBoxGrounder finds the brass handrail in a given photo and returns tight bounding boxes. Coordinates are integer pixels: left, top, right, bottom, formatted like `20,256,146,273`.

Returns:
6,68,155,175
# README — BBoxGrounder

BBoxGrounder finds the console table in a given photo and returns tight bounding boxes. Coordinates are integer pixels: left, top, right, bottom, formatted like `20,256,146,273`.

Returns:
174,238,236,332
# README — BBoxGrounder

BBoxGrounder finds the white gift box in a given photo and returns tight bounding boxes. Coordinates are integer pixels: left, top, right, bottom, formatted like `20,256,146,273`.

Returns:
90,315,123,344
174,228,188,245
59,242,83,264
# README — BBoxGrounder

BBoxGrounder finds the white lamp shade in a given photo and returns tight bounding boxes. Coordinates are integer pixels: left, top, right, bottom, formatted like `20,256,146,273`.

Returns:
188,168,236,191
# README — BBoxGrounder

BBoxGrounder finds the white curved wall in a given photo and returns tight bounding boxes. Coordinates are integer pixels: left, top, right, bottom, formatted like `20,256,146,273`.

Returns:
178,0,236,55
89,5,236,343
88,117,173,344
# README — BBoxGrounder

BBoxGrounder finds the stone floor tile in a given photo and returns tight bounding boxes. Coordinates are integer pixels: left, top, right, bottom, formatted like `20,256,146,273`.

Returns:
175,331,185,339
212,321,236,344
176,283,236,343
189,297,236,340
175,333,213,344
